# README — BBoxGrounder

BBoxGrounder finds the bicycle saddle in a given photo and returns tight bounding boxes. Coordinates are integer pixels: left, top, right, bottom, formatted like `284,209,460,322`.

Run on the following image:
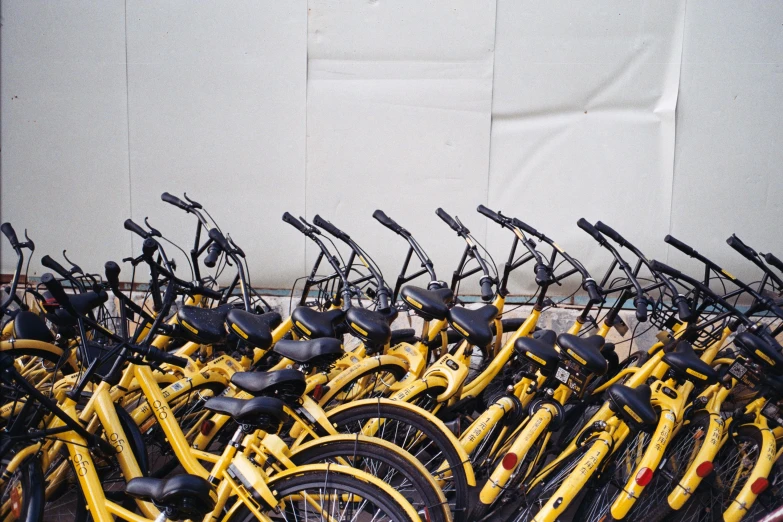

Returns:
231,369,306,401
125,474,216,521
50,290,109,326
204,396,287,428
516,329,559,375
345,307,392,349
607,384,658,427
734,331,783,374
401,285,453,321
177,304,233,345
291,306,345,339
273,337,344,367
557,334,608,376
12,310,54,343
448,304,498,349
662,341,719,384
225,309,274,349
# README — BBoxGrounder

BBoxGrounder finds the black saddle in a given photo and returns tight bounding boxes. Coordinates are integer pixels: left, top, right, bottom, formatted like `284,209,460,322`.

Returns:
231,369,306,402
448,305,498,348
291,307,345,339
663,341,719,384
273,338,344,367
177,304,233,345
734,332,783,374
345,307,392,349
204,396,287,430
557,334,608,376
515,329,559,374
125,474,215,521
51,290,109,326
400,286,453,321
225,309,274,349
13,311,54,343
607,384,658,427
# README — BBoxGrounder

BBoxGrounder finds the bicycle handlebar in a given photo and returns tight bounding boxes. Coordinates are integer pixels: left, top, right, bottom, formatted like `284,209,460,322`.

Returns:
594,221,629,250
282,212,308,234
124,219,149,239
208,228,231,254
41,255,71,280
1,223,19,248
161,192,191,212
577,218,605,245
203,243,221,268
765,252,783,273
41,273,78,317
476,204,503,225
372,209,407,236
436,208,462,234
665,235,696,258
726,234,758,263
313,215,350,242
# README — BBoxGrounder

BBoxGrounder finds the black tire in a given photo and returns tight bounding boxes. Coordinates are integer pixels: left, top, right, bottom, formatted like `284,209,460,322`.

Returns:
289,437,449,522
675,425,764,522
629,411,712,522
318,363,408,411
0,456,44,522
575,429,654,522
226,467,419,522
325,401,471,522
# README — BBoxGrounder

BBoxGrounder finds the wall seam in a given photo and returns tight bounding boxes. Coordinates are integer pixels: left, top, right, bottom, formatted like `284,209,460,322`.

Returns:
666,0,688,264
483,0,500,249
303,1,310,276
123,0,134,257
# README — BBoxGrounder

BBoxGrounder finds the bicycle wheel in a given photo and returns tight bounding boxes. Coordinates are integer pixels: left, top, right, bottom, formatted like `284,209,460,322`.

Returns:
225,466,419,522
289,436,450,522
318,362,408,411
675,425,763,522
575,429,653,522
0,456,44,522
325,400,471,522
629,411,712,522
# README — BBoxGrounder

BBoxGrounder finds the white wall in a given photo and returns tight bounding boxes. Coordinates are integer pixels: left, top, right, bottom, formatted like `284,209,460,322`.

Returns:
2,1,781,294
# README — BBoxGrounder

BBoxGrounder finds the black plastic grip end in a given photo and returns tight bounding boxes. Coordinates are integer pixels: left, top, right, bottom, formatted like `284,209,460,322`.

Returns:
479,277,494,302
595,221,626,248
313,215,348,240
675,296,692,322
764,252,783,272
142,238,158,260
584,280,602,304
577,218,605,244
1,223,19,248
634,298,648,322
665,235,695,257
104,261,121,289
372,210,403,234
124,219,149,239
477,205,502,225
436,208,460,232
203,243,221,268
282,212,307,234
726,235,758,262
208,228,231,253
41,255,70,279
41,273,73,313
161,192,190,211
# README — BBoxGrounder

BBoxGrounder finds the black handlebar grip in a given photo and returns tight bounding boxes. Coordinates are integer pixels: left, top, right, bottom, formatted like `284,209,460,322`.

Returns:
435,208,460,233
208,228,231,253
161,192,190,211
104,261,121,289
511,218,540,239
583,280,603,304
634,298,648,322
764,252,783,273
142,238,158,260
313,215,348,240
124,219,149,239
534,263,549,286
282,212,307,234
650,260,682,279
479,277,494,302
203,243,221,268
595,221,627,248
726,235,758,262
160,350,188,368
41,255,71,279
1,223,19,248
372,210,404,235
476,205,503,225
674,296,692,322
577,218,605,244
41,273,74,314
664,235,696,257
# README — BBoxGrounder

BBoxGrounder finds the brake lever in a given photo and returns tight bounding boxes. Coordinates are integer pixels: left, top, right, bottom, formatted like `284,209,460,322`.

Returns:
20,230,35,251
62,250,83,275
144,217,162,237
182,193,203,209
227,235,246,258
